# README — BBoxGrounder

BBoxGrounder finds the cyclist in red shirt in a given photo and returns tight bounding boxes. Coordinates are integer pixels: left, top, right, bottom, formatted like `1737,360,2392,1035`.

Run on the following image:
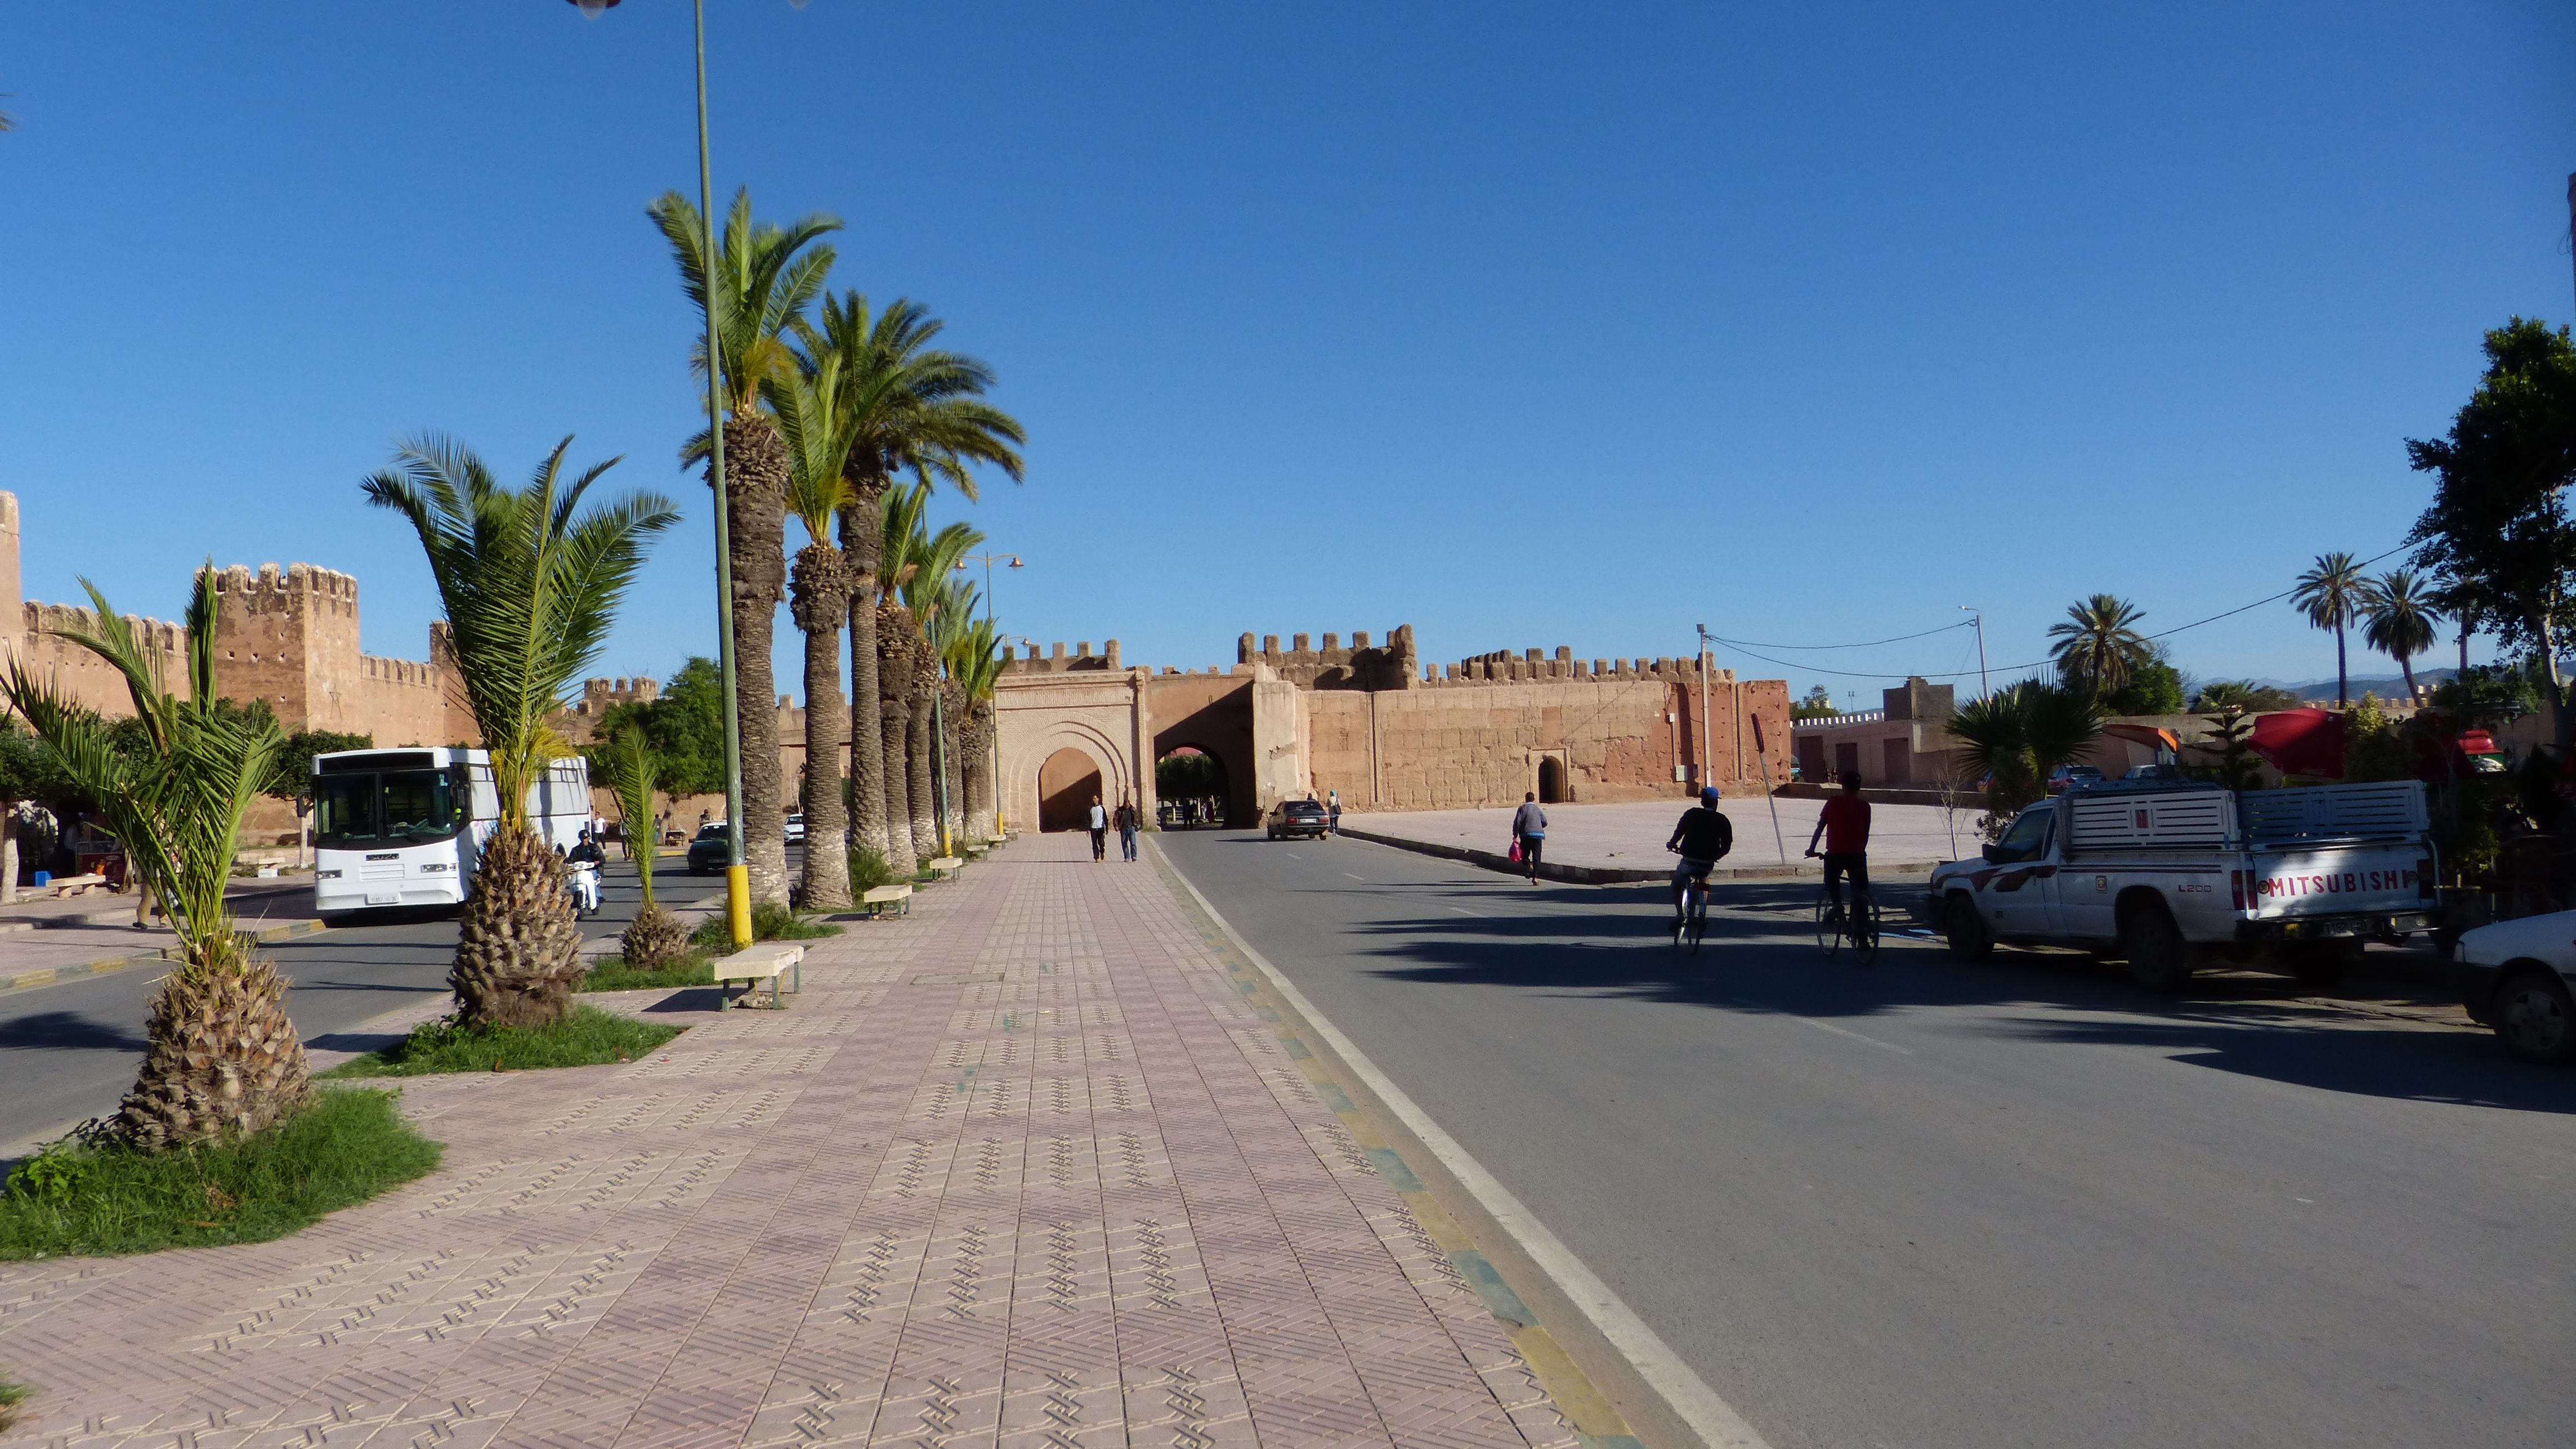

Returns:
1805,772,1873,923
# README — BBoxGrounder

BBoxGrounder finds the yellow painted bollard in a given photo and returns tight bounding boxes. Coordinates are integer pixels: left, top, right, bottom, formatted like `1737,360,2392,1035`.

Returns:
726,864,752,949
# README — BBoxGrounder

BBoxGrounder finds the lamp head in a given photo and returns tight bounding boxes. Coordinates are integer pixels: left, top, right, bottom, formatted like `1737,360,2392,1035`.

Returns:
1009,557,1023,569
567,0,619,16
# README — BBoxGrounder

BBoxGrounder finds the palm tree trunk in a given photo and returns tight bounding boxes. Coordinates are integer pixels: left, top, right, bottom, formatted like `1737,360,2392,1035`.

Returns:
2334,622,2349,709
908,690,940,863
452,818,584,1029
2459,622,2470,678
117,931,312,1149
791,543,853,911
839,478,891,859
963,702,996,842
2398,655,2419,705
722,413,792,907
877,602,919,877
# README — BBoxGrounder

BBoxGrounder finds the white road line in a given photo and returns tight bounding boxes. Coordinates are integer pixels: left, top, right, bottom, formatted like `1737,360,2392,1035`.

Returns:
1448,906,1481,917
1787,1015,1914,1055
1343,872,1366,881
1155,840,1773,1449
1284,852,1301,860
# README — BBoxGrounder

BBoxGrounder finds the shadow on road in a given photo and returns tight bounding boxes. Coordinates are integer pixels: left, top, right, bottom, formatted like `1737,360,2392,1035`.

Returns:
1339,879,2576,1115
0,1010,149,1053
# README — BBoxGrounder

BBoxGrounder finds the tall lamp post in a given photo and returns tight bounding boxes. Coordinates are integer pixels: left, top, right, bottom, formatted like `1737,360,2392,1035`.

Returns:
1959,606,1990,700
1694,622,1716,794
569,0,751,946
956,552,1022,839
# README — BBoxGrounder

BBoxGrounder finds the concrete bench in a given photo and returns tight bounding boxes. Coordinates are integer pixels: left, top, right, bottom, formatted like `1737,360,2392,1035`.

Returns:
42,873,108,898
925,856,963,879
712,943,803,1010
860,883,912,918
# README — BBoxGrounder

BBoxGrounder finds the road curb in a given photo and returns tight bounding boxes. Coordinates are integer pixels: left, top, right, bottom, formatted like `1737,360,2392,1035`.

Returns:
0,916,327,996
1332,823,1943,886
1149,836,1773,1449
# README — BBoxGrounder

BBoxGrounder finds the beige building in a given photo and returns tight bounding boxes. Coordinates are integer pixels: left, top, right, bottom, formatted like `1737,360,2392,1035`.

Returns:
1791,676,1959,788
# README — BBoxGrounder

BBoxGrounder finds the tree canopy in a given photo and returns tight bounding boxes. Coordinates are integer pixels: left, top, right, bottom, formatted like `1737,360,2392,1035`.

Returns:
596,657,728,800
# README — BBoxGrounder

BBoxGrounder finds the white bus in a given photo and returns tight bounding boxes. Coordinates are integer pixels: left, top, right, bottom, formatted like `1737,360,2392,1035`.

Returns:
310,747,593,917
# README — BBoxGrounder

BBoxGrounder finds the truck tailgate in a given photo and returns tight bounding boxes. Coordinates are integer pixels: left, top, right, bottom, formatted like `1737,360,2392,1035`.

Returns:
2246,845,2430,918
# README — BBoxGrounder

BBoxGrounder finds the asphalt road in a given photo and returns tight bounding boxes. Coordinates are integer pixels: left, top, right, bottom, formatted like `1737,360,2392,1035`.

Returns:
1160,828,2576,1449
0,856,724,1154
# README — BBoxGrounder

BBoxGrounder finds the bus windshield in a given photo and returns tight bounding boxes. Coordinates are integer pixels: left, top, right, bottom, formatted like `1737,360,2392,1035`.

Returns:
315,768,463,847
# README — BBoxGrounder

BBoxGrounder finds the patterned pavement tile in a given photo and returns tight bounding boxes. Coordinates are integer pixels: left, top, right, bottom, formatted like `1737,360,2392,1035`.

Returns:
0,834,1578,1449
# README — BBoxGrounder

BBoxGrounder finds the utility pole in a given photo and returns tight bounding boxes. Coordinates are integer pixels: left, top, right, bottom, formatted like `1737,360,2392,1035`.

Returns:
1694,623,1715,793
1962,605,1990,699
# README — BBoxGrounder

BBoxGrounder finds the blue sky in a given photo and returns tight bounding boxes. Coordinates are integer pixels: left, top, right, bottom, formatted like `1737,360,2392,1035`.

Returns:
4,2,2572,708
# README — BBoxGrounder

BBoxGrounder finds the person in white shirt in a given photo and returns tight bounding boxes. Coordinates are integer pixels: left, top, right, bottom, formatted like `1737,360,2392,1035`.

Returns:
1087,797,1109,861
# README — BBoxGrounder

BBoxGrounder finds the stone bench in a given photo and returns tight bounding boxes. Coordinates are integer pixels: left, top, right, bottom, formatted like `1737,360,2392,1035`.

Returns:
925,856,964,880
41,873,108,898
712,943,803,1010
860,883,912,918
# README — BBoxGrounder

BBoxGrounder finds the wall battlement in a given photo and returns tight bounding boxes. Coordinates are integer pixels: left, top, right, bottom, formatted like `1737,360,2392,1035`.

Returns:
21,601,190,655
1235,625,1418,690
207,561,359,614
1430,648,1735,687
1001,640,1121,673
570,676,660,718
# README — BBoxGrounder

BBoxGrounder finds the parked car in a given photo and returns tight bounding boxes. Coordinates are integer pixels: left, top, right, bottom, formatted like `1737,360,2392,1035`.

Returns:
1266,799,1332,841
2045,764,2106,795
784,812,806,845
1926,780,2439,992
686,822,731,874
2452,911,2576,1063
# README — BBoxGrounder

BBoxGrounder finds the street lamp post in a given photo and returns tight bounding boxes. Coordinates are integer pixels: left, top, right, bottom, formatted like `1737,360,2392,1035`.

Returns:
568,0,751,947
1694,622,1716,794
956,553,1021,839
1960,606,1990,700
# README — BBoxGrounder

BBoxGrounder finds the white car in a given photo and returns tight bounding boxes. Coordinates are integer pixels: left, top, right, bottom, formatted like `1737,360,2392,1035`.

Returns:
2452,911,2576,1064
784,812,806,845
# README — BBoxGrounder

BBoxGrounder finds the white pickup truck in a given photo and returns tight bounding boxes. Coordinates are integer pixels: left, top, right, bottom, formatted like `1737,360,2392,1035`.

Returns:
1926,780,2440,992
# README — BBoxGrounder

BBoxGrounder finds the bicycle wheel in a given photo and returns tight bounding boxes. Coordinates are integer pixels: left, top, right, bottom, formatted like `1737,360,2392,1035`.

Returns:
1813,894,1838,957
1687,894,1706,954
1849,895,1879,965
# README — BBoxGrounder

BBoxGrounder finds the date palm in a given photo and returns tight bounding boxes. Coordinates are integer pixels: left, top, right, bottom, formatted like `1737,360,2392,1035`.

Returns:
2,571,305,1148
650,186,840,908
799,292,1024,868
770,353,860,908
881,486,986,861
946,613,1005,842
2046,594,2149,700
2291,552,2366,709
364,434,677,1028
2359,569,2444,704
591,722,688,969
1947,679,2104,821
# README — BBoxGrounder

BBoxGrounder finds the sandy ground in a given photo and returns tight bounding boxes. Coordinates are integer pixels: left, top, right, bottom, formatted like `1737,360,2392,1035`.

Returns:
1338,795,1973,870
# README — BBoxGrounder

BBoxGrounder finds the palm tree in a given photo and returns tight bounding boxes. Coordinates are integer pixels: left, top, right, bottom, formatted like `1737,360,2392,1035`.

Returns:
770,353,859,910
2,571,304,1148
2291,552,2367,709
2045,594,2150,700
880,486,985,862
1947,680,2104,821
592,722,688,969
922,574,983,850
364,435,676,1029
946,613,1005,842
2359,569,2445,704
649,187,840,908
799,293,1025,870
2426,575,2484,682
872,484,931,877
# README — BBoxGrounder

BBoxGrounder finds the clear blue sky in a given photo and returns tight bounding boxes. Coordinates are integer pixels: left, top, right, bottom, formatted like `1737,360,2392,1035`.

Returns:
5,2,2571,708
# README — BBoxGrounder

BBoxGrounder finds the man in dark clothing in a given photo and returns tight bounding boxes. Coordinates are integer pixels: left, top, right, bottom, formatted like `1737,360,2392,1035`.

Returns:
1806,772,1873,920
1665,786,1735,926
1510,792,1547,883
1114,799,1140,861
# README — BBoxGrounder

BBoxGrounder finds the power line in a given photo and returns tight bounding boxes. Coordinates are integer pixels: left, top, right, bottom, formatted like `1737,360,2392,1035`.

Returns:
1710,542,2417,683
1703,619,1973,651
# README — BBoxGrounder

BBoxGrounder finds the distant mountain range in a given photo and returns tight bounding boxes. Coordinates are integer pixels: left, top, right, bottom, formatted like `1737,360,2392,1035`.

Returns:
2240,667,2457,701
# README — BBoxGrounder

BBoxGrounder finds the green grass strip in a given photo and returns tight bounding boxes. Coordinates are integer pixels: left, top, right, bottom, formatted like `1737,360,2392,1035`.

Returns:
579,951,716,993
688,902,842,953
320,1005,683,1079
0,1088,441,1261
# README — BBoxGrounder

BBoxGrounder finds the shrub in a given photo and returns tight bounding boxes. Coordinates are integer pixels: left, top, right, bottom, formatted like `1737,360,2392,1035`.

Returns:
689,903,842,953
620,904,692,972
320,1007,681,1078
847,845,895,893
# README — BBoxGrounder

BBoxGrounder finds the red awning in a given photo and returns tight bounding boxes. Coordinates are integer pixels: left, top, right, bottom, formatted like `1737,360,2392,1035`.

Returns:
2457,729,2503,757
2248,708,2345,779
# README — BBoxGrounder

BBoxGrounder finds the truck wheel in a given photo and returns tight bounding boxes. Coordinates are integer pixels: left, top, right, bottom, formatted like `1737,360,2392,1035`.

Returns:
2281,939,2360,988
2122,905,2198,993
1944,893,1993,961
2492,968,2576,1065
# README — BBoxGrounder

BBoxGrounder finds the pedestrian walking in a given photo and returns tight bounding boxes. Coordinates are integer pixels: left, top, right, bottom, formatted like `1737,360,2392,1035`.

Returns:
1088,795,1109,861
1327,787,1341,835
1115,798,1140,861
1512,792,1547,883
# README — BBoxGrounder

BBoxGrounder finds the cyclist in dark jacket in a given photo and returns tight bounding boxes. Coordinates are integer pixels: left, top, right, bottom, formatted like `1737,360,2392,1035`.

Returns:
1665,787,1734,927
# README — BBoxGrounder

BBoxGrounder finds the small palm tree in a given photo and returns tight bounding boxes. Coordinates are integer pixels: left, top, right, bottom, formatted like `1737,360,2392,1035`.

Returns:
1948,680,2104,821
2,570,306,1148
770,353,859,909
2359,569,2445,704
2291,552,2367,708
591,722,688,969
799,293,1025,870
364,435,676,1029
2045,594,2150,700
650,187,839,908
946,613,1005,842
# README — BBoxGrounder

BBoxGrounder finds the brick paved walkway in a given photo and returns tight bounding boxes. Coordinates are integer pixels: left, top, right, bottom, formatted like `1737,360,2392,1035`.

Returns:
0,834,1583,1449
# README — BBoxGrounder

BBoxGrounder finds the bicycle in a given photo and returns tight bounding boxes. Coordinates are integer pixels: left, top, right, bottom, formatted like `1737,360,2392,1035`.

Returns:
1809,870,1878,964
1669,851,1713,953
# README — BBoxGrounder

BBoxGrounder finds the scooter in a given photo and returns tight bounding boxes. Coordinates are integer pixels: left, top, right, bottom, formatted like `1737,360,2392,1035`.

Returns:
566,860,602,919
